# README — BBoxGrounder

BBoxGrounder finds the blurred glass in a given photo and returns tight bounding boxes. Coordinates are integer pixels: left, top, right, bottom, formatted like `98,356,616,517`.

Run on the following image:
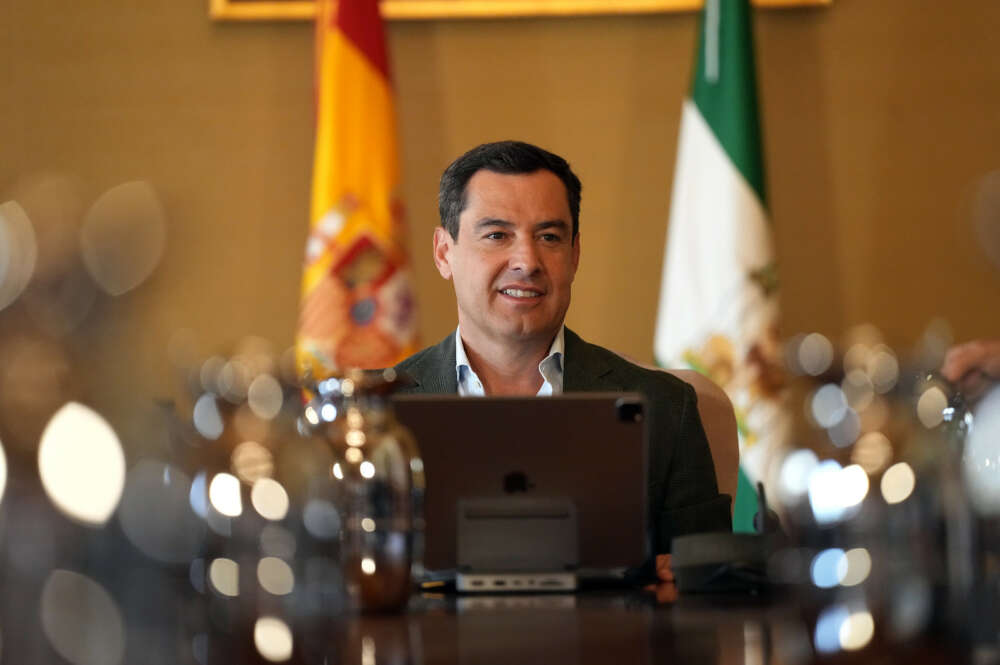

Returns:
9,173,85,284
37,402,126,526
118,460,205,563
0,437,6,505
80,180,166,296
0,200,38,312
40,570,126,665
0,336,75,452
303,370,424,613
253,616,294,662
963,385,1000,515
767,324,987,658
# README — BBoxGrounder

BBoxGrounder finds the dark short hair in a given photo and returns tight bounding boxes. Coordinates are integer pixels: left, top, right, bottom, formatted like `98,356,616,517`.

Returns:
438,140,582,241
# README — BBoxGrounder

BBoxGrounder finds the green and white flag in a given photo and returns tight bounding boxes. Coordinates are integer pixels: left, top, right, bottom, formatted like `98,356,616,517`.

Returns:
654,0,788,532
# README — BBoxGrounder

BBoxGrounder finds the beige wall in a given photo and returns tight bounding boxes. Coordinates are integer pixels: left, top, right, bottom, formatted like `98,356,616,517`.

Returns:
2,0,999,418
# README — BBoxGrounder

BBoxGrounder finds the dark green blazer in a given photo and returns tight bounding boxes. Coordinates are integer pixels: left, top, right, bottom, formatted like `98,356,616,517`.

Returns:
393,328,732,553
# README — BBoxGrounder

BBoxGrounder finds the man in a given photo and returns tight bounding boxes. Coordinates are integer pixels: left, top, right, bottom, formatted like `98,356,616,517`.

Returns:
394,141,731,579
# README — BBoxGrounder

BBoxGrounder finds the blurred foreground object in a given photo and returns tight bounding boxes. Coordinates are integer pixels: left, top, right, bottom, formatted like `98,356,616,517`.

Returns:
0,325,424,662
173,337,351,662
80,180,166,297
941,339,1000,515
300,369,424,612
295,0,417,378
766,324,999,660
0,200,37,311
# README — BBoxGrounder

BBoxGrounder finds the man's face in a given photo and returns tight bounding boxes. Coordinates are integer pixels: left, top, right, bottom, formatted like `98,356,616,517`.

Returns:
433,169,580,347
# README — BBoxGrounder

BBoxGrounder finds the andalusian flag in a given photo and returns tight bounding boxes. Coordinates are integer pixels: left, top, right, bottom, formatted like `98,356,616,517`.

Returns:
297,0,418,378
654,0,788,532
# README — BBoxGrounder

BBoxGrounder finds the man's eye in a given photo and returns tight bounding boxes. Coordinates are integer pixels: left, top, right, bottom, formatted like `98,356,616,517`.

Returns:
540,233,562,243
485,232,506,240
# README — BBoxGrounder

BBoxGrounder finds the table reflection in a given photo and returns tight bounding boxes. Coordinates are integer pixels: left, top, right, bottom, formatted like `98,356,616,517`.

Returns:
335,591,787,665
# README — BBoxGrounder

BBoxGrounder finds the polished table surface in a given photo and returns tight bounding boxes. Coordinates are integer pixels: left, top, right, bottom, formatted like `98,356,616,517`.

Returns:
0,468,981,665
328,589,966,665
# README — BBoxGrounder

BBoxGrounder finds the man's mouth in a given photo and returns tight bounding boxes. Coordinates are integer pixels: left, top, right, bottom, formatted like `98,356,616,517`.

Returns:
499,288,543,299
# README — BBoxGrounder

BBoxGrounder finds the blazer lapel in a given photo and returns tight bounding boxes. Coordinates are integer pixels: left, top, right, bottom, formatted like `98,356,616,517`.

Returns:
563,327,621,392
397,332,458,394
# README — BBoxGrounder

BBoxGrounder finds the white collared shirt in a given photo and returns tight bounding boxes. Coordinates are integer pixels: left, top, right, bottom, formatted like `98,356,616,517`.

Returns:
454,326,565,396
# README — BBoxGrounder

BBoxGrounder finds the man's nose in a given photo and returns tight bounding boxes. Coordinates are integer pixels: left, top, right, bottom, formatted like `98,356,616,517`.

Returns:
508,237,541,273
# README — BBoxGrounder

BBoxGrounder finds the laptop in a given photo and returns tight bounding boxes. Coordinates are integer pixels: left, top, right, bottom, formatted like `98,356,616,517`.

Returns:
391,393,649,592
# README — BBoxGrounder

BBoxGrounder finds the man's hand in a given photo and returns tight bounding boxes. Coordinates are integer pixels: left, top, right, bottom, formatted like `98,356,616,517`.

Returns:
655,553,675,583
941,339,1000,400
643,554,679,604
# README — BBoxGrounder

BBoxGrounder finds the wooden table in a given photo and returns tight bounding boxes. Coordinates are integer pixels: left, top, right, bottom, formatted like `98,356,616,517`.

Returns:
323,590,967,665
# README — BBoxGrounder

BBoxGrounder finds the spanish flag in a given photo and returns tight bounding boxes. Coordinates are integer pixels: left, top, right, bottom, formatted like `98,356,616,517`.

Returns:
296,0,418,379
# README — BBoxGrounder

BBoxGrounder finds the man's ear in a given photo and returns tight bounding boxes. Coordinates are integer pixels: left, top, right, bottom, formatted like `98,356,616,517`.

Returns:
433,226,454,280
570,232,581,278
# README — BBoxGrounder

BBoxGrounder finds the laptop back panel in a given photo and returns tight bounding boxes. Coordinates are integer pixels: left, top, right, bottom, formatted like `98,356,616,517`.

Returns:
391,393,649,573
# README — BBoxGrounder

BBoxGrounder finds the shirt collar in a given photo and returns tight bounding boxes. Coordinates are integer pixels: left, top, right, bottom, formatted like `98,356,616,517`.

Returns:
537,327,565,395
454,325,473,379
454,326,565,394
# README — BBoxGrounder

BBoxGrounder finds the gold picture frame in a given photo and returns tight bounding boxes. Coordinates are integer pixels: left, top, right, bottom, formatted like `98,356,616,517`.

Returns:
209,0,830,22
